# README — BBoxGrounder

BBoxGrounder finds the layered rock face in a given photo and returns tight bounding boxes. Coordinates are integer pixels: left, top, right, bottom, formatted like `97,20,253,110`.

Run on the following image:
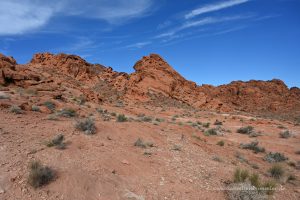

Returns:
1,52,299,119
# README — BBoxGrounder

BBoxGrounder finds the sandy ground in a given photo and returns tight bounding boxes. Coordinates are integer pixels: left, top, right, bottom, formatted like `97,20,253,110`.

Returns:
0,99,300,200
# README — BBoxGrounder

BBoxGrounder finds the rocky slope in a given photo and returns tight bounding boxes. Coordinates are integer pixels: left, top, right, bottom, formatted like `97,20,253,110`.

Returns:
0,52,299,120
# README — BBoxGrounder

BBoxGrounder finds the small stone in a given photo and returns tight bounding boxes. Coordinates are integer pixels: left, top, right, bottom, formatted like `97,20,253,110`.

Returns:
0,187,4,194
122,160,129,165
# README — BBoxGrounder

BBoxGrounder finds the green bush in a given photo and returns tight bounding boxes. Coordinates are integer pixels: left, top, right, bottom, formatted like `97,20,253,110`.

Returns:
268,165,284,179
117,114,127,122
262,181,276,195
204,128,218,136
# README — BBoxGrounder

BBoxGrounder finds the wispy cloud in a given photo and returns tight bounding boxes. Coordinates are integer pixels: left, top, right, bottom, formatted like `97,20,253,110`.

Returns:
185,0,250,19
156,15,251,39
0,0,154,35
125,41,152,49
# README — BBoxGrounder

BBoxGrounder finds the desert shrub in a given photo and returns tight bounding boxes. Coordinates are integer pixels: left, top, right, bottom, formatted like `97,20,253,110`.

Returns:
234,168,249,183
279,130,291,139
217,140,225,146
155,118,164,122
172,144,182,151
57,108,76,118
295,150,300,155
46,134,66,149
134,138,153,148
73,95,86,105
27,161,54,188
202,122,210,128
240,141,265,153
214,119,223,125
212,156,223,162
249,173,261,188
237,126,254,134
262,181,276,195
227,182,266,200
287,174,296,182
47,114,58,121
231,168,276,197
204,128,218,136
75,118,96,135
9,105,23,114
117,114,127,122
110,112,117,116
31,105,40,112
277,125,286,129
43,101,56,111
264,152,288,163
268,164,284,179
142,116,152,122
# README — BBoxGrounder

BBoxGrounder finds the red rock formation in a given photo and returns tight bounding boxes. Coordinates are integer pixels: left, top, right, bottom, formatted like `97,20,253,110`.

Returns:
1,52,299,119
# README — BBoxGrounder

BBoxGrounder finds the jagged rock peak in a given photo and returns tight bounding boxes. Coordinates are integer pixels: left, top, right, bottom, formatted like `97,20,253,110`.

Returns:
30,52,91,67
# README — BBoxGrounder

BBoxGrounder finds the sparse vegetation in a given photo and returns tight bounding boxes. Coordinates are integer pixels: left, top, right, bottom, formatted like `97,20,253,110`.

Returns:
28,161,54,188
9,105,23,114
264,152,288,163
56,108,76,118
75,118,96,135
134,138,153,148
202,122,210,128
262,181,276,195
141,116,152,122
204,128,218,136
240,141,265,153
277,125,286,129
47,114,59,121
31,105,40,112
117,114,127,122
230,168,277,198
237,126,254,134
46,134,66,149
217,140,225,146
234,168,249,183
268,164,284,179
279,130,291,139
214,119,223,125
212,156,222,162
43,101,56,111
172,144,182,151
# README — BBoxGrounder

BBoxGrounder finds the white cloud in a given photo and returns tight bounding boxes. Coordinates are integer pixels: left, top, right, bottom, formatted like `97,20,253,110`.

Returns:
125,41,152,49
185,0,250,19
0,0,153,35
156,15,250,39
0,1,59,35
64,0,153,23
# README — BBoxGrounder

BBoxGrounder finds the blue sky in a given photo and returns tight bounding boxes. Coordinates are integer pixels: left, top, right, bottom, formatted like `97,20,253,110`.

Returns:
0,0,299,87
